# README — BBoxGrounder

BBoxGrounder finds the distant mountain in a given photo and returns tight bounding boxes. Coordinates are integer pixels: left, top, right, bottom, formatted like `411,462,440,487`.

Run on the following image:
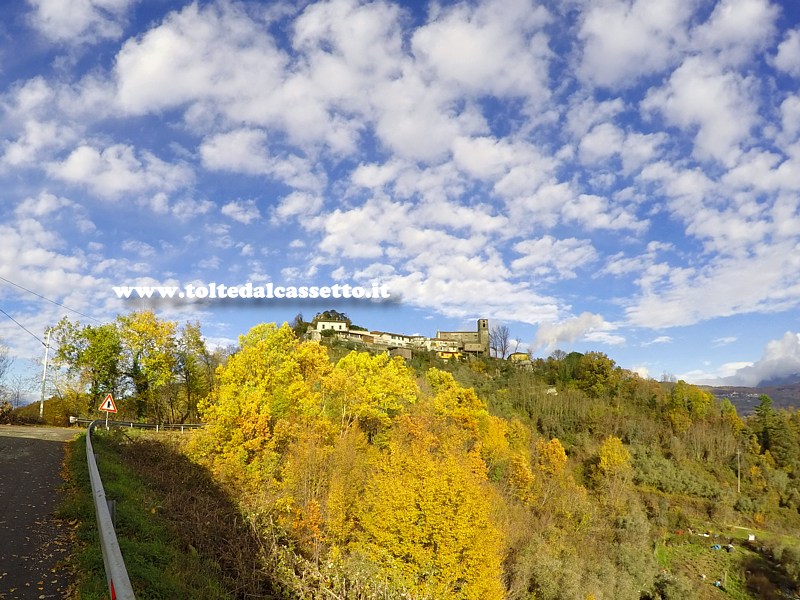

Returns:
755,373,800,387
704,379,800,415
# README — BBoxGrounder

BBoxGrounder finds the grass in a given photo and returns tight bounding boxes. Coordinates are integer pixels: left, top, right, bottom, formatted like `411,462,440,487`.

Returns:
655,523,796,600
60,428,240,599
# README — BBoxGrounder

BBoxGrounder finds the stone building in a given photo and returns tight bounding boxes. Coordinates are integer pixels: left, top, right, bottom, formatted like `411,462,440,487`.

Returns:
435,319,490,356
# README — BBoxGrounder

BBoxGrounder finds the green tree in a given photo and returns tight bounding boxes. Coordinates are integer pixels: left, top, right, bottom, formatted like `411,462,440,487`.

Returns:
312,310,351,326
575,351,619,398
53,318,123,410
173,321,212,422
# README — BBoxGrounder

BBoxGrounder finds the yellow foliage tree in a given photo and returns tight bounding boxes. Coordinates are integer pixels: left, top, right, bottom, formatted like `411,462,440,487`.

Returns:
596,435,633,507
194,323,329,482
507,452,537,505
322,351,418,441
478,414,511,476
117,310,178,420
525,438,592,529
356,418,505,599
324,427,374,553
598,435,632,478
427,368,488,431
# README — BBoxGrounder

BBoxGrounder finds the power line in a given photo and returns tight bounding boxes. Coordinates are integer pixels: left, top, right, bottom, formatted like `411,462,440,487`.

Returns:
0,306,46,346
0,274,104,324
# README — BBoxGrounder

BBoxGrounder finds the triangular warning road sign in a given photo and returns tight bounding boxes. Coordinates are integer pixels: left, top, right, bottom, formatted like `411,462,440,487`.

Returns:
99,393,117,413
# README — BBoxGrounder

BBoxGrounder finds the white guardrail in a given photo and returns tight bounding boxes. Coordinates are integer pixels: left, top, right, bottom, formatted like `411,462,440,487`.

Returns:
86,419,136,600
82,418,205,599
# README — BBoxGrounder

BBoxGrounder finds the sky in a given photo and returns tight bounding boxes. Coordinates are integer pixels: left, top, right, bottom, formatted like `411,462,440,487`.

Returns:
2,0,800,393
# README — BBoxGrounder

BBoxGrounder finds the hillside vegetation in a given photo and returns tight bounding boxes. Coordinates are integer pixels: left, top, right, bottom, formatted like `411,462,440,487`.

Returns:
45,312,800,599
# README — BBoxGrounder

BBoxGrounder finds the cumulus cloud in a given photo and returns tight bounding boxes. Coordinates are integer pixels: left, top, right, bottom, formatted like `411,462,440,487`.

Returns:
221,199,261,225
511,236,597,280
27,0,136,44
642,56,759,165
14,192,73,217
271,192,324,224
691,0,778,65
713,332,800,387
533,312,614,353
48,143,193,199
774,28,800,77
577,0,693,88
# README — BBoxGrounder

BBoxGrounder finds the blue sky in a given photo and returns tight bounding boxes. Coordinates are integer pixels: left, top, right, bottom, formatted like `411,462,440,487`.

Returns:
2,0,800,391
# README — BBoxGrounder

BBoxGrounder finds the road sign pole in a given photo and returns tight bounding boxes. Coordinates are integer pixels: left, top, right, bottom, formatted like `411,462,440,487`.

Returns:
100,393,117,429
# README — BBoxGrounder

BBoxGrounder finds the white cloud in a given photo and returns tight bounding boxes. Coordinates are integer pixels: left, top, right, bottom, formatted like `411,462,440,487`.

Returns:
511,236,597,279
27,0,136,44
411,0,551,99
200,129,272,175
562,194,647,232
271,192,324,224
452,136,533,180
642,335,672,346
48,143,193,199
780,95,800,140
710,332,800,386
200,129,324,191
14,192,73,218
577,0,693,88
114,2,286,118
625,240,800,328
642,56,759,165
1,119,75,167
384,265,560,325
691,0,778,65
221,199,260,225
533,312,614,352
578,123,625,164
774,28,800,77
121,239,155,257
170,198,214,221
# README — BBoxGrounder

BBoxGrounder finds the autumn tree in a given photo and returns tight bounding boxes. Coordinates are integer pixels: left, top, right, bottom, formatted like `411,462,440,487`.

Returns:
596,435,632,504
322,351,417,442
196,323,331,483
117,311,177,420
427,367,487,425
356,418,505,599
54,311,219,422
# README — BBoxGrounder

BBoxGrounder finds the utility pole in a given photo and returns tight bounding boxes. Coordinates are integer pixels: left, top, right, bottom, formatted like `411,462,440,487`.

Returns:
39,327,51,420
737,447,741,494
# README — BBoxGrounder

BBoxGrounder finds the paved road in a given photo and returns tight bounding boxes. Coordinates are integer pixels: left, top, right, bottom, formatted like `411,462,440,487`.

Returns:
0,426,77,600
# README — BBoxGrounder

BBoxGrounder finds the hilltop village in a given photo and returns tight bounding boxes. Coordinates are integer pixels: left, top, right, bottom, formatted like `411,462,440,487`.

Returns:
306,315,496,360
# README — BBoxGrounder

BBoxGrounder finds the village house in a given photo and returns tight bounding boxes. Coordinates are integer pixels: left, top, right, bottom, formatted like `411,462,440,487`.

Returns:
306,316,491,359
370,330,415,348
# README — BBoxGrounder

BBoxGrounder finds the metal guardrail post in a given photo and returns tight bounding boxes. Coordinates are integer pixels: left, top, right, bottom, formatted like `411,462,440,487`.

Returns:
86,420,136,600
